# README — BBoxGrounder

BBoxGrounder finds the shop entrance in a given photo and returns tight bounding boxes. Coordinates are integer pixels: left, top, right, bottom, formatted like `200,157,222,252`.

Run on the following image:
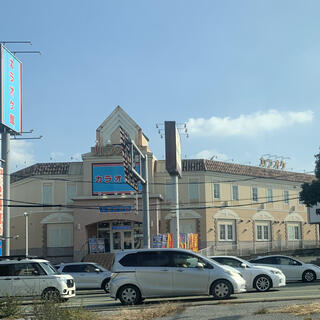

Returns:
97,221,143,252
111,230,133,251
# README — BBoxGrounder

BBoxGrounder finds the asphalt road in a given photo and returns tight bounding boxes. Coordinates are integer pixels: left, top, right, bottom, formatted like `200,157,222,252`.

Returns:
66,281,320,312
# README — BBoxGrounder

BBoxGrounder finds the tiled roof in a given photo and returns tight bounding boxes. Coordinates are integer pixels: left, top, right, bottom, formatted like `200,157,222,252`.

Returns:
11,162,82,183
182,159,315,184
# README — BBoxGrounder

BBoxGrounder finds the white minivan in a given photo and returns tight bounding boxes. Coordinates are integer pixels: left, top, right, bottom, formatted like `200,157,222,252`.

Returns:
0,257,76,301
109,248,246,305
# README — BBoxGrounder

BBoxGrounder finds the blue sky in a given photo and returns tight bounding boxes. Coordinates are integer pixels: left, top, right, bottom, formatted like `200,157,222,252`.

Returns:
1,0,320,173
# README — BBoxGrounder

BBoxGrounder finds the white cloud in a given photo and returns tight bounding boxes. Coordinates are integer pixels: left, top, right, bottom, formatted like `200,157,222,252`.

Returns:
187,109,314,137
10,140,35,171
194,149,228,161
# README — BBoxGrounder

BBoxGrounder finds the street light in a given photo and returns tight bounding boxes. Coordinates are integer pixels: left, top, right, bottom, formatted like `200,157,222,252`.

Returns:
24,212,28,256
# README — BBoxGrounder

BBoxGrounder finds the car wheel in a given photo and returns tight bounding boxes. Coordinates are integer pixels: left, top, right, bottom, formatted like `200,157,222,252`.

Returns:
102,278,110,293
118,285,142,305
254,275,272,292
211,280,232,300
41,288,61,301
302,270,316,282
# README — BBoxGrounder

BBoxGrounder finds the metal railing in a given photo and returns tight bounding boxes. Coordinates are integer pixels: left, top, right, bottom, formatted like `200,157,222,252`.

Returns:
198,240,320,257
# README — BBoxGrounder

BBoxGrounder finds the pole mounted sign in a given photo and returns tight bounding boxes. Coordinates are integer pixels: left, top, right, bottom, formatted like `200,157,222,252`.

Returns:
307,203,320,224
0,44,22,134
165,121,182,177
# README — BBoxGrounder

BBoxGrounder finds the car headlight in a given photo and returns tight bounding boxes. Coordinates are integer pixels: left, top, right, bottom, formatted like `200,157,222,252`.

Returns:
270,270,282,275
226,270,244,279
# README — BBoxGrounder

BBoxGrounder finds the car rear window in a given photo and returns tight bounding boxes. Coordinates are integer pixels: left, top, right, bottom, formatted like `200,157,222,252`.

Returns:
119,253,138,267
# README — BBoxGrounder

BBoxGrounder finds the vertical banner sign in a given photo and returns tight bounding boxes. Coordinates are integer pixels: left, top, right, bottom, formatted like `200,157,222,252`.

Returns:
0,45,22,133
0,167,3,237
165,121,182,177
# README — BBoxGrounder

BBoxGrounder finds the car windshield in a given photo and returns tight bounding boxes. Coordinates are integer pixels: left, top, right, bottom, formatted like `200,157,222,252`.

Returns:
40,262,59,275
236,257,254,268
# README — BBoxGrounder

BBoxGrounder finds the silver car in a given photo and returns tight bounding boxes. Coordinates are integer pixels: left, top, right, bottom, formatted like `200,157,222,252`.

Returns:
249,255,320,282
210,256,286,292
109,248,246,305
57,262,111,292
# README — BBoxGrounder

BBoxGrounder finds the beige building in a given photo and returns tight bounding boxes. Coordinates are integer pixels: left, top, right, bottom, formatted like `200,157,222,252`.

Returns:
8,106,317,262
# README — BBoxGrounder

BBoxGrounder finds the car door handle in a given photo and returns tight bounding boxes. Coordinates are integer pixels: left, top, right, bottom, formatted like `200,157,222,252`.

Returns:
13,278,20,280
160,269,169,272
4,278,11,280
177,269,184,272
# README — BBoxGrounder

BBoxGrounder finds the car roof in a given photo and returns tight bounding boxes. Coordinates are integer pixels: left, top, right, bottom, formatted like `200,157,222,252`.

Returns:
0,259,49,264
252,255,293,259
114,248,195,257
209,256,239,259
59,262,97,266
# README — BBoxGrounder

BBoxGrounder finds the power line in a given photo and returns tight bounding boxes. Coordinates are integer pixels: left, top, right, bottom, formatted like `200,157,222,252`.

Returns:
9,169,314,186
3,195,303,212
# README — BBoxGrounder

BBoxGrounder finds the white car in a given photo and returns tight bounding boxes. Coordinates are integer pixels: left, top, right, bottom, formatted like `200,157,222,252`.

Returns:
0,257,75,301
109,248,246,305
56,262,111,292
249,255,320,282
210,256,286,292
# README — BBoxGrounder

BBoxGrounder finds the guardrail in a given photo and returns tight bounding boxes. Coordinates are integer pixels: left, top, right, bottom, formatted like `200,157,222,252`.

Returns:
198,240,320,257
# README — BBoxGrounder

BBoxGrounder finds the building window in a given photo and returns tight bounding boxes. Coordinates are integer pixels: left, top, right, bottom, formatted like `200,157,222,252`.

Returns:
256,223,270,241
218,222,234,241
47,224,73,247
213,183,220,199
288,223,301,240
189,178,200,201
232,185,239,201
252,187,258,202
42,183,53,205
283,190,289,204
66,183,77,204
267,189,273,203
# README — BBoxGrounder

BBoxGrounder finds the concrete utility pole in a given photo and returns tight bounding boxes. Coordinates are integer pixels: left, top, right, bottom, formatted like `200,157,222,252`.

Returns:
171,175,180,248
141,154,150,248
24,212,29,256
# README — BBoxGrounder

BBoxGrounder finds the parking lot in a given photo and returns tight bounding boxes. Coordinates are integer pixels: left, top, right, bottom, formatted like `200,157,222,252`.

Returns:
66,281,320,311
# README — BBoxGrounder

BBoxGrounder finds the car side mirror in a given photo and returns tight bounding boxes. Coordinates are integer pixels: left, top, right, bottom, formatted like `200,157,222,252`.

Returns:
240,263,247,268
32,270,39,276
197,262,205,269
94,268,100,273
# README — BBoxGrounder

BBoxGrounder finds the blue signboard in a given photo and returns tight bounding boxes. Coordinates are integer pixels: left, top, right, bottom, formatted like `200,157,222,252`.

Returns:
0,240,2,256
0,45,22,133
99,206,132,213
92,163,141,195
112,226,131,230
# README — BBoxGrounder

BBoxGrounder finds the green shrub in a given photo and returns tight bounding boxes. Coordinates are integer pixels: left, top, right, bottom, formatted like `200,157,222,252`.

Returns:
31,300,96,320
0,295,21,319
